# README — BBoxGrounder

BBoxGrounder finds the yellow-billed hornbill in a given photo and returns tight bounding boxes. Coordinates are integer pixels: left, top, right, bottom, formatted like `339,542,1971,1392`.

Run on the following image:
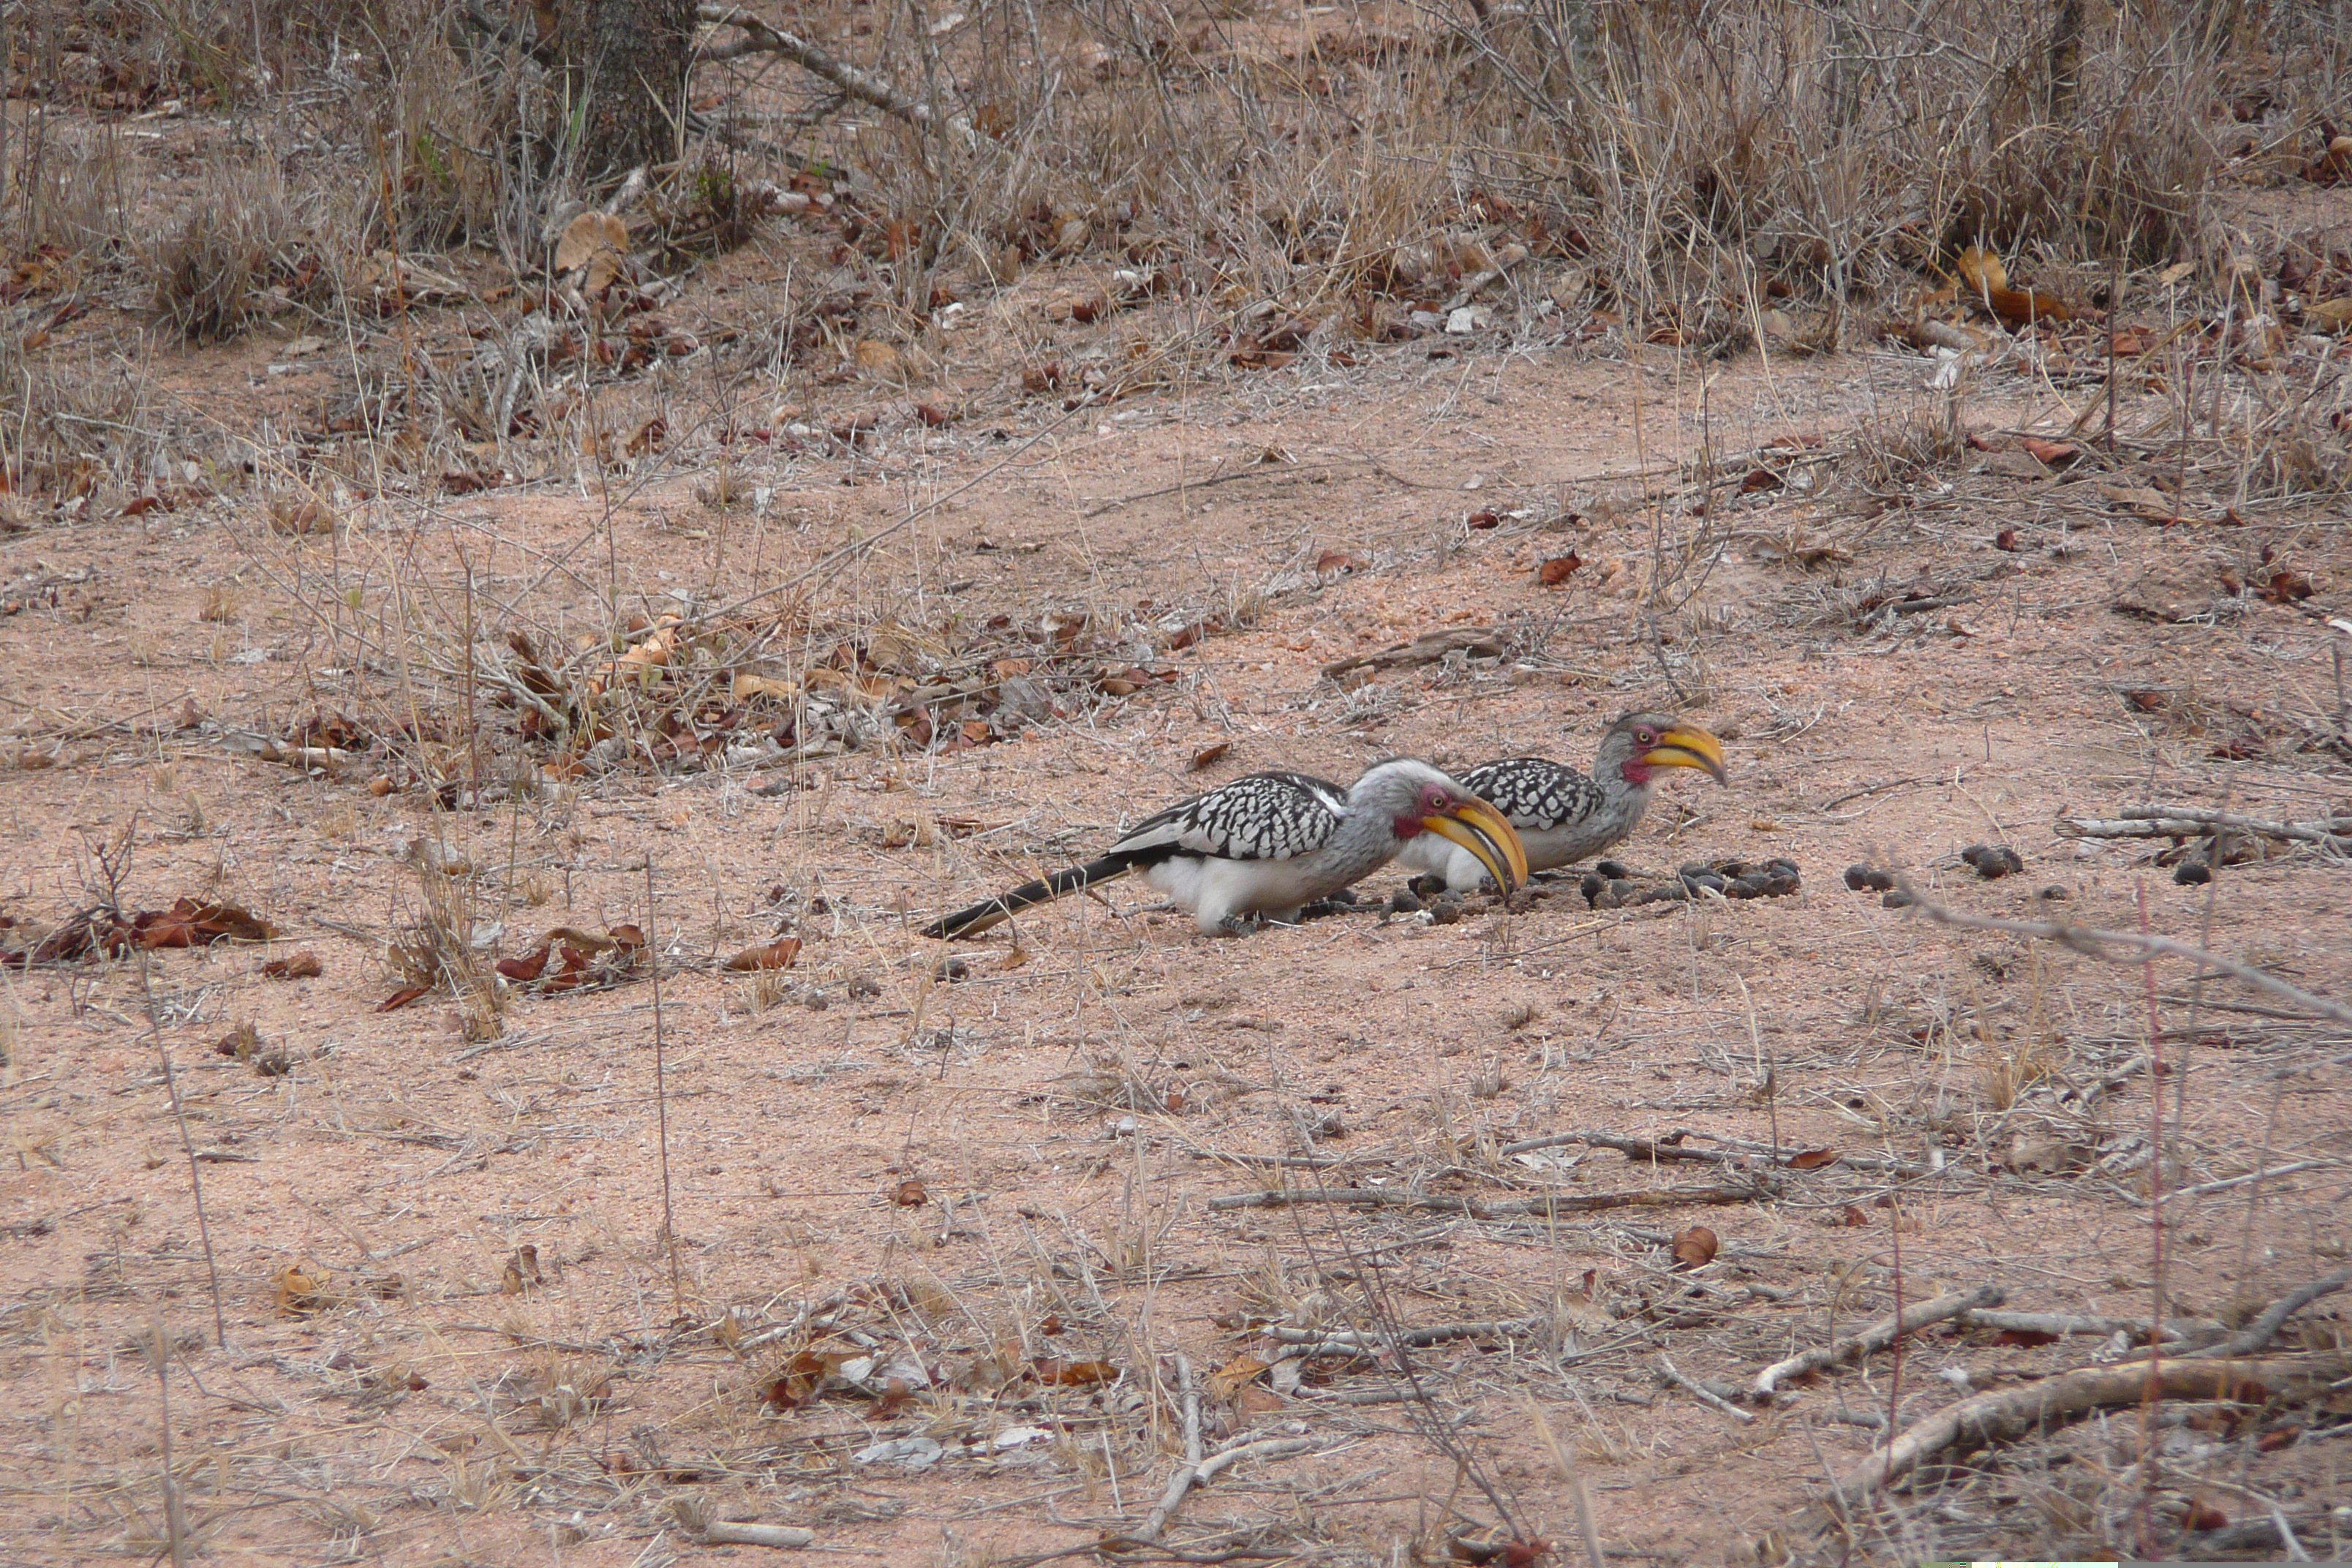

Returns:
921,759,1528,939
1396,712,1728,894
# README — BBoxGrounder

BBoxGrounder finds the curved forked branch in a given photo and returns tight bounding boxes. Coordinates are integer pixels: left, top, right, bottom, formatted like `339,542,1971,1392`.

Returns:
696,4,978,148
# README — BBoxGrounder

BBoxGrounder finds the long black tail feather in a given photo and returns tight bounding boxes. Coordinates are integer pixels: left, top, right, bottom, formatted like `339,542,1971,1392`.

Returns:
919,856,1136,940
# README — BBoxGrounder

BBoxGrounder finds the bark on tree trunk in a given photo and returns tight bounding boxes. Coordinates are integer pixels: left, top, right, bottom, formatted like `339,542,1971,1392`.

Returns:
562,0,698,178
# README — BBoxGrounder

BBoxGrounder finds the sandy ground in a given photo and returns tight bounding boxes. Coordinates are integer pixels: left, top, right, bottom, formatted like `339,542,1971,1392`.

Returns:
6,165,2352,1568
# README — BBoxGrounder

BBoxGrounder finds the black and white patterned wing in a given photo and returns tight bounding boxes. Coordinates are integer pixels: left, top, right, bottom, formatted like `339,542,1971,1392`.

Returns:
1460,758,1605,834
1109,772,1349,863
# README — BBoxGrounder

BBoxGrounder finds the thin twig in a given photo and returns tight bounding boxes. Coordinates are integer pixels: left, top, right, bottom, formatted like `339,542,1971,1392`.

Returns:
149,1316,188,1568
1899,887,2352,1028
1207,1183,1773,1216
1524,1394,1606,1568
1657,1354,1755,1425
647,859,681,1309
135,949,227,1349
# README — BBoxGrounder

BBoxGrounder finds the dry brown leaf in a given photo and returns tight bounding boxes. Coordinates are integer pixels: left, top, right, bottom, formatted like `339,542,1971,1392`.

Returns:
1207,1352,1270,1401
2307,298,2352,333
554,211,628,275
2097,483,2180,521
733,673,798,701
1785,1148,1839,1170
2021,437,2078,466
378,983,429,1012
214,1021,260,1060
1190,740,1232,770
893,1178,928,1207
274,1259,336,1313
1671,1225,1719,1268
1955,245,2008,295
1032,1357,1117,1387
262,949,323,979
1986,284,2070,325
1538,554,1584,587
497,945,550,981
725,937,802,972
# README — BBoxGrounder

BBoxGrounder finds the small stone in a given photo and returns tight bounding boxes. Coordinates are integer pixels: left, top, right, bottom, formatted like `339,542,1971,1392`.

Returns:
1389,889,1425,916
2038,884,2070,901
2174,861,2213,886
1429,900,1462,925
1882,889,1915,909
1444,306,1489,335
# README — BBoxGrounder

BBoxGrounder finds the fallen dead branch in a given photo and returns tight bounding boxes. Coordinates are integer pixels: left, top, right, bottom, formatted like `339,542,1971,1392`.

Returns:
1901,889,2352,1028
702,1521,814,1549
1207,1183,1775,1218
1081,459,1365,519
2182,1265,2352,1359
1753,1286,2003,1401
1267,1319,1544,1350
1953,1307,2223,1344
1322,626,1506,679
1116,1433,1319,1547
2057,804,2352,848
1825,1351,2352,1499
1499,1129,1744,1166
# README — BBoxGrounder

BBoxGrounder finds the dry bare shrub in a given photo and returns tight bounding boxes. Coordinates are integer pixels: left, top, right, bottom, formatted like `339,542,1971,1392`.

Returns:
0,337,186,510
17,125,130,259
147,158,302,343
818,0,2247,353
385,849,504,1040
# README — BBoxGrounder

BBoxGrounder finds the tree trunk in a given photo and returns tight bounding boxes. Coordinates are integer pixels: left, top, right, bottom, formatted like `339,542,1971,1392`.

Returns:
2046,0,2084,125
562,0,698,178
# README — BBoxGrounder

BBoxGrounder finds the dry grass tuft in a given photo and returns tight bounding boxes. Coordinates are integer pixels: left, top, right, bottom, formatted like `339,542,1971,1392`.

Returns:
385,848,505,1041
146,158,303,344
